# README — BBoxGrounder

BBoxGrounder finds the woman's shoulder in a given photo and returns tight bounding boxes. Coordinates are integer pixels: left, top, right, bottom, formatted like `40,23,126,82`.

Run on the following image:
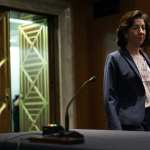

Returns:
106,49,127,65
107,50,121,58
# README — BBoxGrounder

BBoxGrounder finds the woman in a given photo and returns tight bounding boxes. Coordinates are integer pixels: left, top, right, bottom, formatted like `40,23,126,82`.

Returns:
104,10,150,131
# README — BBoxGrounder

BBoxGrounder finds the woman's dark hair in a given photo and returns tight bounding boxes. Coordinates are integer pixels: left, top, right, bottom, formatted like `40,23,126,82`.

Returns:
117,10,150,48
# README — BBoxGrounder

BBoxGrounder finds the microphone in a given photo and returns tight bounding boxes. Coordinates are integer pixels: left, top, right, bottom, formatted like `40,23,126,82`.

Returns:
40,76,96,144
65,75,96,132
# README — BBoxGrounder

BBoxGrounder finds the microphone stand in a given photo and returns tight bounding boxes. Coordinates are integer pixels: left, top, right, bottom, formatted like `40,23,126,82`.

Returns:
65,80,91,132
38,76,96,144
62,76,96,142
65,76,96,132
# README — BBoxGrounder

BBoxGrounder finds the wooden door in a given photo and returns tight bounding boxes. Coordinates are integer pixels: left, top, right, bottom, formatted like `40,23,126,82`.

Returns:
0,11,11,132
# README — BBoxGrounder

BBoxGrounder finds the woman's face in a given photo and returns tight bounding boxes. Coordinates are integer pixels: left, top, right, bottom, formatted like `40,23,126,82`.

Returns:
127,18,146,47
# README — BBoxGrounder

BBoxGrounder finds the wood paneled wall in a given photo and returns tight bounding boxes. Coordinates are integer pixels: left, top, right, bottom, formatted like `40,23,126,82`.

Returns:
1,0,150,130
70,0,150,129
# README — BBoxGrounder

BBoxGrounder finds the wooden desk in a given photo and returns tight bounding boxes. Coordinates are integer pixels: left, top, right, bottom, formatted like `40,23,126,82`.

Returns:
0,129,150,150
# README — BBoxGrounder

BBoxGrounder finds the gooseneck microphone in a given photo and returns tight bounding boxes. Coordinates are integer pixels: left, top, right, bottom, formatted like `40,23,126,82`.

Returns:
39,76,96,144
65,76,96,132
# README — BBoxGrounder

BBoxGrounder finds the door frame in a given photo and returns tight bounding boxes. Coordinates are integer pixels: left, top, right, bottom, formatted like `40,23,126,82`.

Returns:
0,2,74,128
0,10,11,132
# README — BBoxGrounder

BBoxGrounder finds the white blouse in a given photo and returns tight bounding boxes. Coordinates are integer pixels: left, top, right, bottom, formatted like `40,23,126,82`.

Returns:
132,53,150,108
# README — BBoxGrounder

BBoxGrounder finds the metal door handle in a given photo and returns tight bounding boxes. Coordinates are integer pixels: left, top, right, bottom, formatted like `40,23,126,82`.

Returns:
0,102,6,115
0,58,6,67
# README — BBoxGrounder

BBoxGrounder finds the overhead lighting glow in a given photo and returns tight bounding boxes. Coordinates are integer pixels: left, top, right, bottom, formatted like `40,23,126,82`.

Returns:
10,18,33,24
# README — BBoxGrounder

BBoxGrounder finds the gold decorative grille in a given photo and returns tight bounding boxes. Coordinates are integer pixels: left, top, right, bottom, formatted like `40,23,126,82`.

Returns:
19,20,49,131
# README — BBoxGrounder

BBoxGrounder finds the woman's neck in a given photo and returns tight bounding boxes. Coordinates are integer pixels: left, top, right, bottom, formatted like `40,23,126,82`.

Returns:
127,44,141,55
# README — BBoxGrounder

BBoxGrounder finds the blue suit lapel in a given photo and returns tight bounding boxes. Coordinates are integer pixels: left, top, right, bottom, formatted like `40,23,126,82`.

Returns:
120,49,142,80
141,50,150,67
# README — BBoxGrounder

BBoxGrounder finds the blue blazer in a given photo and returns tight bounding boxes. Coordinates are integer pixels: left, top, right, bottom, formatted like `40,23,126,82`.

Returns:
103,48,150,130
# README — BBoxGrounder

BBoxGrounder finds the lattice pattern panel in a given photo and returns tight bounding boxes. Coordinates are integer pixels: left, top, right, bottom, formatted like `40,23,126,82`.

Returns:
19,21,49,131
